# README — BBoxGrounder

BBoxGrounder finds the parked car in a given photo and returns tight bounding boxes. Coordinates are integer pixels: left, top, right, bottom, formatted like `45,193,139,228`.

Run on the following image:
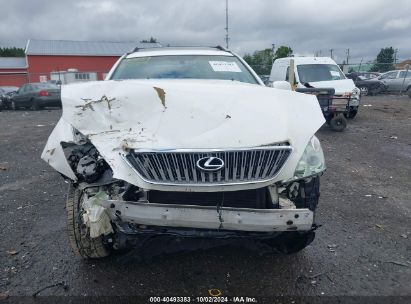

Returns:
42,46,326,259
0,86,19,111
270,56,361,119
376,70,411,94
353,72,380,80
345,73,386,96
11,83,61,110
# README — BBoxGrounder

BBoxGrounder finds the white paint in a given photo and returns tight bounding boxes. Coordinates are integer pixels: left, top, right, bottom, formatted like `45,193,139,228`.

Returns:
42,78,324,192
270,56,357,95
104,200,314,232
272,81,292,90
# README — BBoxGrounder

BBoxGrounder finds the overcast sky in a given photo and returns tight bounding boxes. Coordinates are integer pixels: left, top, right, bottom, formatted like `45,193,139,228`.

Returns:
1,0,410,63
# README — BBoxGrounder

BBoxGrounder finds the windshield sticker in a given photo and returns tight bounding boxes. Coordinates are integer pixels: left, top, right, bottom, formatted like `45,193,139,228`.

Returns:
209,61,242,73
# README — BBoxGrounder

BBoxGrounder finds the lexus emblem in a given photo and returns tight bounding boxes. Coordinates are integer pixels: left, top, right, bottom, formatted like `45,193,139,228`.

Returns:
196,156,224,172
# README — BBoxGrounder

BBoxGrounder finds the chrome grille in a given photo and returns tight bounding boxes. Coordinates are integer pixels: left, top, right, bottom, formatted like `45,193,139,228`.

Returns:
125,145,292,185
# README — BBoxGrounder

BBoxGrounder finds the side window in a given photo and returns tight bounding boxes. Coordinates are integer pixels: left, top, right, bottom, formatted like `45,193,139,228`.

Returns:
19,85,27,93
388,72,398,79
399,71,411,78
381,72,397,80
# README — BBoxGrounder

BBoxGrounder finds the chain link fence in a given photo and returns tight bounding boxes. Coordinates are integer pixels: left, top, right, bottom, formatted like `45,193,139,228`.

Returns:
0,70,110,88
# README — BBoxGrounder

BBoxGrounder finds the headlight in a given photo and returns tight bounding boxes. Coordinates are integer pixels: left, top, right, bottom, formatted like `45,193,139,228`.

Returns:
293,136,326,180
352,87,360,98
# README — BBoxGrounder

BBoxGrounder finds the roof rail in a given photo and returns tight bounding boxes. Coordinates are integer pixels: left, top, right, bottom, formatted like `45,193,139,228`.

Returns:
215,45,229,52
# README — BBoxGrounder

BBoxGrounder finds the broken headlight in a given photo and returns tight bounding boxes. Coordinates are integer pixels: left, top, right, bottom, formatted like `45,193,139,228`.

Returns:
352,87,360,99
293,136,325,180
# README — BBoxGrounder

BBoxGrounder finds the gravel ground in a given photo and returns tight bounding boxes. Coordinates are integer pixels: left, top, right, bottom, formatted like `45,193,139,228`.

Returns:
0,95,410,301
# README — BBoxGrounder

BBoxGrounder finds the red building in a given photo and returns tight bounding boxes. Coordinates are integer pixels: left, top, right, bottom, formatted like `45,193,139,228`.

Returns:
0,57,28,86
0,39,160,87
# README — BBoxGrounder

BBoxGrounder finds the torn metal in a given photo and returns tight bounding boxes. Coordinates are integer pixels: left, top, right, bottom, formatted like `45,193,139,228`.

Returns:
41,79,324,192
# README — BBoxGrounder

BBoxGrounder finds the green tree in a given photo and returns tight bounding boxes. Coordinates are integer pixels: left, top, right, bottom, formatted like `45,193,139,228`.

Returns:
140,37,158,43
243,45,293,75
369,47,395,72
243,48,273,75
0,47,25,57
274,46,293,60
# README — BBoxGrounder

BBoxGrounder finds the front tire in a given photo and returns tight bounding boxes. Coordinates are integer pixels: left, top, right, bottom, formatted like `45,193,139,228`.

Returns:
329,115,347,132
344,107,358,119
30,100,40,111
66,184,112,259
359,86,368,96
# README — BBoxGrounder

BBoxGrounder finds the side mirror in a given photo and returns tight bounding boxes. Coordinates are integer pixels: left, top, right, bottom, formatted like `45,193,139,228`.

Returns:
273,81,292,91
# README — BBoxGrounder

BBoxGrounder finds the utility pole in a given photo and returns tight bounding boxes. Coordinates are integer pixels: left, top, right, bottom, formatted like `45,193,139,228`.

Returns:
329,49,333,59
394,48,398,64
346,49,350,65
271,44,276,63
224,0,230,49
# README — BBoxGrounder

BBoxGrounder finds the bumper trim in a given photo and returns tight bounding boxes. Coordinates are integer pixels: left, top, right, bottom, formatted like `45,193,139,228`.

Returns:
102,200,314,232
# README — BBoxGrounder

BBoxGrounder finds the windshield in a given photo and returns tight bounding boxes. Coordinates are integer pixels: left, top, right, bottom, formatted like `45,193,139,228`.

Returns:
0,87,18,93
297,64,346,83
111,55,259,84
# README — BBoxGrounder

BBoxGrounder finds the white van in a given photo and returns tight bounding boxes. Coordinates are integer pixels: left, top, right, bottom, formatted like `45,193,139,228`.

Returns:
269,57,361,118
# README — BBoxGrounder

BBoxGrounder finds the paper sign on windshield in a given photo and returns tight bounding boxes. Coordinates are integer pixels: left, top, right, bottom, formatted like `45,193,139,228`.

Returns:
209,61,242,73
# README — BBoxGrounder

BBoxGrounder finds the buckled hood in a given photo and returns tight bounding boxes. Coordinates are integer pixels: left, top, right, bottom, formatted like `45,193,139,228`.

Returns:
42,79,325,190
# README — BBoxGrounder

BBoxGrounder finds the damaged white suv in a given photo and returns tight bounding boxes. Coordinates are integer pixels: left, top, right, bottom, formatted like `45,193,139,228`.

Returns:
42,46,326,258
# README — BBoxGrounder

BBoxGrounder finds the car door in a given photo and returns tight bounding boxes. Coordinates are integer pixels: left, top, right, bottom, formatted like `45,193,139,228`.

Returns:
396,71,411,92
379,71,398,92
20,84,33,106
13,85,27,105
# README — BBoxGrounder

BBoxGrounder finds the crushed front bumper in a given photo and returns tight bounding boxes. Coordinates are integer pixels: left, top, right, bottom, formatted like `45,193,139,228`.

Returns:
102,200,314,232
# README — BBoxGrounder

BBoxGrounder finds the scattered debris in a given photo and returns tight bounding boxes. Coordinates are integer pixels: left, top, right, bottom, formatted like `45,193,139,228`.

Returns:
327,244,338,252
390,136,398,139
363,104,373,107
0,164,7,170
386,261,409,267
365,194,372,197
400,234,408,239
36,124,45,127
0,292,9,300
375,224,384,229
6,250,19,256
46,148,56,155
32,281,69,297
153,87,166,109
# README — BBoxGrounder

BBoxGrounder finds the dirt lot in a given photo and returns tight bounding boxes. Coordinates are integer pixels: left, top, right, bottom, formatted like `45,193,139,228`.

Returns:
0,95,410,300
